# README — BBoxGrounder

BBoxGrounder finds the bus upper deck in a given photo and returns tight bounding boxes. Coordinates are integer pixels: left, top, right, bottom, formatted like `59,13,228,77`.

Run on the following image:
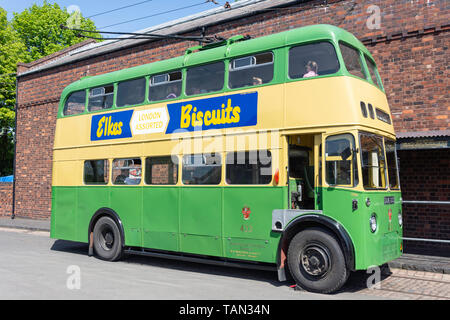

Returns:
54,24,394,151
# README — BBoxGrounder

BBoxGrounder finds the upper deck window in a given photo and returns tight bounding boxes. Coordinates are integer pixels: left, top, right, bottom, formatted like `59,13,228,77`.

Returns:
149,71,182,101
116,77,146,107
186,62,225,96
63,90,85,116
229,52,274,89
339,43,366,79
364,56,383,89
288,42,340,79
88,85,114,112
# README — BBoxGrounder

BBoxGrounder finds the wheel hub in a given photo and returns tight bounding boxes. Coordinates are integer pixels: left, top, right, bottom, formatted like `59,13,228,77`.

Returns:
300,245,330,277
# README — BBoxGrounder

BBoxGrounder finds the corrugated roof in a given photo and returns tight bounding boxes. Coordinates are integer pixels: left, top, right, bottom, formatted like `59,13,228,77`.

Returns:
396,130,450,139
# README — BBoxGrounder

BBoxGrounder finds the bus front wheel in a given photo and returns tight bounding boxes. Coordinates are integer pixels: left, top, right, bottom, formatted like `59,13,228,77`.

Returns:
93,216,123,261
287,228,348,294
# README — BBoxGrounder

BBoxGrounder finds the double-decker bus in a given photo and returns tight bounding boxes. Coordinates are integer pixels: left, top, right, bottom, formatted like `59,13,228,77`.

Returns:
51,24,402,293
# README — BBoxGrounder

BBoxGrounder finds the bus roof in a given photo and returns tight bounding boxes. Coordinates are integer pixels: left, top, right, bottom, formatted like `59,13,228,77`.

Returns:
60,24,372,99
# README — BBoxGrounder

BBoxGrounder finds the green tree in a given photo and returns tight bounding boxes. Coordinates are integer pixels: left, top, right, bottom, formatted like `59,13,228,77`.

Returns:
12,1,99,62
0,2,100,176
0,7,26,176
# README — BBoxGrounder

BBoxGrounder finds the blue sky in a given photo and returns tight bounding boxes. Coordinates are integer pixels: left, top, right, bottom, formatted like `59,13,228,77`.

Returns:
0,0,225,36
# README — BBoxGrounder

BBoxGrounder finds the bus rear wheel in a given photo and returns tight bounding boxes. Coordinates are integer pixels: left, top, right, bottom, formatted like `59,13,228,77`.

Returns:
93,216,123,261
287,228,348,294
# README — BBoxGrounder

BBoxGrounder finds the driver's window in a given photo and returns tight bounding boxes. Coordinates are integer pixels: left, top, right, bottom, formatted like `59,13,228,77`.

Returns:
325,134,358,187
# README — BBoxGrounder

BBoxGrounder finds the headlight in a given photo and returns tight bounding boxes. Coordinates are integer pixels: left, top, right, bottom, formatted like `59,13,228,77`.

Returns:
398,211,403,227
370,214,377,233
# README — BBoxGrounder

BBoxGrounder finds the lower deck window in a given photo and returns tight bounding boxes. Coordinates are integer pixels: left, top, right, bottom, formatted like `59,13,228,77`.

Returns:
84,160,109,185
325,134,358,187
145,156,178,185
360,133,386,189
112,158,142,185
182,153,221,185
226,150,272,184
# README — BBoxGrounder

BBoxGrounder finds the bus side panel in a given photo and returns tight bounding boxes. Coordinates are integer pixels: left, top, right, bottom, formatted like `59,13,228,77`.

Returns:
51,186,77,241
110,187,143,247
142,187,179,252
76,186,110,242
179,187,222,257
223,186,285,263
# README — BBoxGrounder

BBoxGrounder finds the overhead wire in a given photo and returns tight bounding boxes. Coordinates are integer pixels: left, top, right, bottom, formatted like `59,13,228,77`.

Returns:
86,0,155,19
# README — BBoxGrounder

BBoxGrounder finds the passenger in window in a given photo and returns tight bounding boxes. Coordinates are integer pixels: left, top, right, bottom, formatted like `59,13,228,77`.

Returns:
252,77,263,85
166,85,180,99
114,169,128,184
303,61,318,78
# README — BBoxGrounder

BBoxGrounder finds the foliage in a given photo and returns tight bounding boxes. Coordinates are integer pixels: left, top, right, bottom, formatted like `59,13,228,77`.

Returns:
0,1,100,175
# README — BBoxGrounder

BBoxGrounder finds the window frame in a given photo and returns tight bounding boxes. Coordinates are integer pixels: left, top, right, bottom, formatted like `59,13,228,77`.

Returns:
148,70,183,102
87,84,115,112
287,40,341,81
384,138,400,190
359,131,388,190
111,157,143,186
185,61,226,97
324,133,359,188
63,89,87,117
83,159,109,185
144,155,179,185
338,41,367,80
181,153,222,185
116,77,147,108
363,54,384,90
227,51,275,90
225,150,273,185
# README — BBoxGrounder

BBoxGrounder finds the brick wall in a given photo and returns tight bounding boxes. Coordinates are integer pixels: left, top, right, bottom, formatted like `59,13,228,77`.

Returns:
0,183,13,217
14,0,450,221
398,149,450,255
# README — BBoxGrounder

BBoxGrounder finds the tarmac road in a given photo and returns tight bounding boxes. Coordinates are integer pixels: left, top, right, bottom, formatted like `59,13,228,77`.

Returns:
1,227,448,301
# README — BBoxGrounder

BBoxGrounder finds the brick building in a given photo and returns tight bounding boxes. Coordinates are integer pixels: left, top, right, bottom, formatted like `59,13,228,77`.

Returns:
2,0,449,253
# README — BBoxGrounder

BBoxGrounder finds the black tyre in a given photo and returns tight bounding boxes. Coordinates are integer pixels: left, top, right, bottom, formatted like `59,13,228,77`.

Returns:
93,216,123,261
287,228,348,294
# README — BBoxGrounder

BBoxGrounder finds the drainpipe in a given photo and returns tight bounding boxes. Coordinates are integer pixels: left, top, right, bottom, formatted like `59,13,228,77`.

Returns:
11,74,17,219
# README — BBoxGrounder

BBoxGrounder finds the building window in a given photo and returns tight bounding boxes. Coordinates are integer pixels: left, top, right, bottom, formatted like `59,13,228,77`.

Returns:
145,156,178,185
186,62,225,96
288,42,340,79
228,52,274,89
63,90,86,116
88,85,114,112
325,134,358,187
182,153,221,185
339,42,366,79
112,158,142,185
116,78,146,107
149,71,182,101
226,150,272,184
84,160,109,185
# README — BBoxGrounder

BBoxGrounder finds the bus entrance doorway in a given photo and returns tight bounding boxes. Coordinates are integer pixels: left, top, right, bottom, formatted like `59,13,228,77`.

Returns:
287,135,316,210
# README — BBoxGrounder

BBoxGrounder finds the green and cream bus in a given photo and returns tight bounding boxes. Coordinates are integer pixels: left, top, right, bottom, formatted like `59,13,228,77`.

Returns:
51,24,402,293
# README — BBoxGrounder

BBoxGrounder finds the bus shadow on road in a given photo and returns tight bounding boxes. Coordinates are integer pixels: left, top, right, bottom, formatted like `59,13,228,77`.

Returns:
50,239,89,256
50,239,396,293
50,239,285,287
